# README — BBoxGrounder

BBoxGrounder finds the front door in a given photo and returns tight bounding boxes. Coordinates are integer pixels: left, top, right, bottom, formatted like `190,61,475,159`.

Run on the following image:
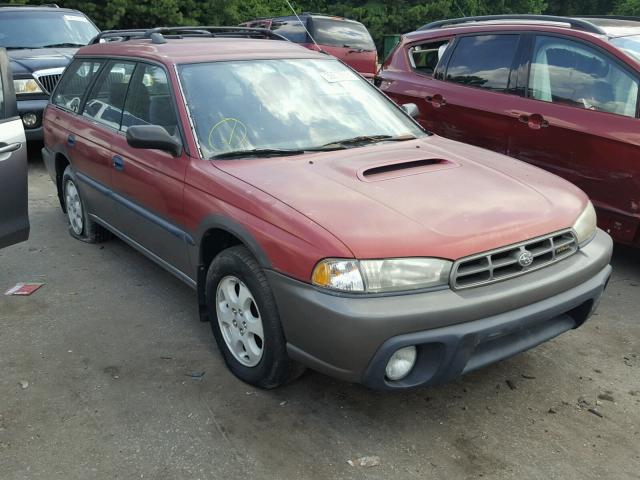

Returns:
0,48,29,249
507,34,640,243
107,62,190,277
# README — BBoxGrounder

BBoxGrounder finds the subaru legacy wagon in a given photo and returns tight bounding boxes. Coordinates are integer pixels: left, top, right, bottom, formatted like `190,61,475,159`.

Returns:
42,27,612,390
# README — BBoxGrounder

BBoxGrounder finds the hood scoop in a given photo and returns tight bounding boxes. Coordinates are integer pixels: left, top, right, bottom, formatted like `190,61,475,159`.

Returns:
359,158,457,182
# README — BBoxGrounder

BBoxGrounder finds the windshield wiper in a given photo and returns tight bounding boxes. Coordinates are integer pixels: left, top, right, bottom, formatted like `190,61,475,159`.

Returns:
211,148,306,160
39,42,86,48
321,134,416,149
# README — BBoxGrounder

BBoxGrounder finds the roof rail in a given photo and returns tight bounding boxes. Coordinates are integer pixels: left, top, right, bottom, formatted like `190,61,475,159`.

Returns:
418,15,606,35
576,15,640,22
0,3,59,7
90,26,288,45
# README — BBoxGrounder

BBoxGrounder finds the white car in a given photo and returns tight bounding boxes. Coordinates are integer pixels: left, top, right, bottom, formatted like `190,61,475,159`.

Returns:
0,47,28,249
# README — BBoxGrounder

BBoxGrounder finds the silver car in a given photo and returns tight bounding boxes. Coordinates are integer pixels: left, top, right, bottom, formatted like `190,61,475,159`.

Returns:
0,47,28,249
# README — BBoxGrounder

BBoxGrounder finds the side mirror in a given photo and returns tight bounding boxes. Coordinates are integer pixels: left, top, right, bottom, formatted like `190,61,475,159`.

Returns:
126,125,182,157
401,103,420,119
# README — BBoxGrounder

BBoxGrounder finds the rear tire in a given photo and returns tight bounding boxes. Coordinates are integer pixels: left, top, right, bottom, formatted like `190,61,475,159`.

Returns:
62,166,111,243
206,245,305,389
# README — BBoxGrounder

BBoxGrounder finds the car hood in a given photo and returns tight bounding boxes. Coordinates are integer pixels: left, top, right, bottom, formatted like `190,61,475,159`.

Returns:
8,47,76,76
215,136,587,260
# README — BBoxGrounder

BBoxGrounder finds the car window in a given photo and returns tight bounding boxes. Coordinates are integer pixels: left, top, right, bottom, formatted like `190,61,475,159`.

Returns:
53,59,103,113
409,40,450,76
0,11,98,49
610,35,640,62
310,18,375,51
121,64,179,136
446,34,520,91
271,19,309,43
178,58,425,159
82,61,135,129
529,36,639,118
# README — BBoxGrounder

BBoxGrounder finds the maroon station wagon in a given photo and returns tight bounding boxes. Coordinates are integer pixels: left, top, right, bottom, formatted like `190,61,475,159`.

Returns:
42,27,612,390
378,15,640,247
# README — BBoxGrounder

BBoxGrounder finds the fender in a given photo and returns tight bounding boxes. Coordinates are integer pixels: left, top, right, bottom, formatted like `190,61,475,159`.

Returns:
193,214,273,322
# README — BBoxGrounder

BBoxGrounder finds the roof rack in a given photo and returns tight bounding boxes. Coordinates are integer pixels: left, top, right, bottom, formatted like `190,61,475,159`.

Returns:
0,3,59,7
418,15,606,35
90,26,288,45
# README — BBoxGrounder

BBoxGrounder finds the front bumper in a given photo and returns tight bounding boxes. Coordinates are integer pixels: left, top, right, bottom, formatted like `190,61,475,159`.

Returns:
267,229,613,389
17,98,49,141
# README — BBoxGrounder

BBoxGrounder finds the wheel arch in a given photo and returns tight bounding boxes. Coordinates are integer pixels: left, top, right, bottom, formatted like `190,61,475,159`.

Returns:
195,215,272,322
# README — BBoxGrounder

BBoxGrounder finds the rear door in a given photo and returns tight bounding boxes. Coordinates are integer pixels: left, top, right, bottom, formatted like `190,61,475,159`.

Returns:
428,33,524,154
381,33,524,154
507,34,640,243
0,48,29,249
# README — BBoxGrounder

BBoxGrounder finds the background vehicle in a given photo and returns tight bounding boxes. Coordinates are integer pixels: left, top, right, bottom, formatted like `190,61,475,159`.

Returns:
0,3,99,140
0,48,29,249
240,13,377,79
377,15,640,248
42,27,610,390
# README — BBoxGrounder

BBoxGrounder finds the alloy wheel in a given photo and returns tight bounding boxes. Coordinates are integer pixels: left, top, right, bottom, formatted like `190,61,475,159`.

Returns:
216,276,265,367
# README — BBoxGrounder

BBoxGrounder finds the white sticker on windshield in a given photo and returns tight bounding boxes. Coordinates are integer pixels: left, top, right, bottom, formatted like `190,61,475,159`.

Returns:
320,71,358,83
64,15,89,22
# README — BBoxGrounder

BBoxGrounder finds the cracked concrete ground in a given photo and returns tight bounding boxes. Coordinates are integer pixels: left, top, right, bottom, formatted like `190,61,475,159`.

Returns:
0,153,639,479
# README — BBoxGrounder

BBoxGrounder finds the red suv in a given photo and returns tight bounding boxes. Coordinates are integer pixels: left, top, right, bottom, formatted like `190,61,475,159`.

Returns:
378,15,640,247
240,13,377,79
42,27,612,390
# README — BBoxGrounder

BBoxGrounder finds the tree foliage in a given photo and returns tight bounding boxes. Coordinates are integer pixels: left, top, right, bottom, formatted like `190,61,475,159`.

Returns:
5,0,636,44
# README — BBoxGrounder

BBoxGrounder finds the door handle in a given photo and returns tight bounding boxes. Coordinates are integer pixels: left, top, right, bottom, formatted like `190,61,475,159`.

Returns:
518,113,549,130
0,142,22,155
67,134,76,146
112,155,124,171
426,94,447,108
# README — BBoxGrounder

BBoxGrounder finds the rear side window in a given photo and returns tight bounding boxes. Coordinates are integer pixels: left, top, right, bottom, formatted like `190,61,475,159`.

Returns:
409,40,450,76
82,61,135,129
121,63,178,136
310,18,375,51
446,35,520,91
529,36,639,118
271,19,309,43
53,59,103,112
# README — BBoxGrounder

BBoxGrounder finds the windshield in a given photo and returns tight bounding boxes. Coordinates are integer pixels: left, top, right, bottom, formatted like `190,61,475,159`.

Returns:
0,11,98,49
178,58,424,159
610,35,640,62
311,18,375,51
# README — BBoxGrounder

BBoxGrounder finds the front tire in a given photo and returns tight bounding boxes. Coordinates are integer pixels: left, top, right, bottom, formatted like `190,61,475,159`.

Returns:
62,166,111,243
206,246,304,389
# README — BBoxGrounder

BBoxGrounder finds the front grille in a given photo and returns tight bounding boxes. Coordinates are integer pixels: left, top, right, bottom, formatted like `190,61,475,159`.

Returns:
451,230,578,290
36,74,62,94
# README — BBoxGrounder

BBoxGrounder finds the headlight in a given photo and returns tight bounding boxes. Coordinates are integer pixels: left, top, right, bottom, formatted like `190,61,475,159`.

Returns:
573,201,597,245
14,78,43,95
312,258,452,293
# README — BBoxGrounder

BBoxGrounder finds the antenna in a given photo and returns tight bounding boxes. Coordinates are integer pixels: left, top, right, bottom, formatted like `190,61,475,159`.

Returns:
453,0,467,17
283,0,325,53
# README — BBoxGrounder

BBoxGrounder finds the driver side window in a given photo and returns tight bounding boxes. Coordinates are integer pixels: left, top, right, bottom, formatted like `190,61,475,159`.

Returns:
53,59,103,113
529,36,639,118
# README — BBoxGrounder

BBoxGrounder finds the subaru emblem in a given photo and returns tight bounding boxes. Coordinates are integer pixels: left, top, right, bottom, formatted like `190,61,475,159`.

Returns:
518,250,534,268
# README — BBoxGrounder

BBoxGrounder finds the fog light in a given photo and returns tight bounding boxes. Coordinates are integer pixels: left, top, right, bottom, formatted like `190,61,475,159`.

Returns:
385,346,417,381
22,112,38,128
